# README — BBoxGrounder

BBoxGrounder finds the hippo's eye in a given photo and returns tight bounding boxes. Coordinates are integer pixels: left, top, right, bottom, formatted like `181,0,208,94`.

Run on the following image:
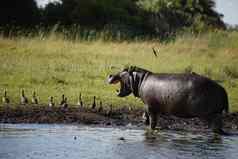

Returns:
120,71,130,78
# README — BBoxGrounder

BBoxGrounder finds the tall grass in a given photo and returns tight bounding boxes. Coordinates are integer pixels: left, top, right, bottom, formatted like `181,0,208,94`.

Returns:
0,24,153,42
0,29,238,111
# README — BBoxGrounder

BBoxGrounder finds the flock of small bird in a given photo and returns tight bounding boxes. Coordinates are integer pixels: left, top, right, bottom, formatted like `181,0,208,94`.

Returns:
1,89,104,111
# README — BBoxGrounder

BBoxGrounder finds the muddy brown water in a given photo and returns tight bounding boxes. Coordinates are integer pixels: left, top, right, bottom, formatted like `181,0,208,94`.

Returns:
0,124,238,159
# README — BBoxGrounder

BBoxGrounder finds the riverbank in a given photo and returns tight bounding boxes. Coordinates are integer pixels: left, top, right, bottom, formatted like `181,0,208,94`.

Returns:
1,105,238,131
0,105,143,126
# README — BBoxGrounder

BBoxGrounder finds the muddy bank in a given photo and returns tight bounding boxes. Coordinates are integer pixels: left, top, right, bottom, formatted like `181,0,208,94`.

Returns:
0,105,238,131
0,105,143,126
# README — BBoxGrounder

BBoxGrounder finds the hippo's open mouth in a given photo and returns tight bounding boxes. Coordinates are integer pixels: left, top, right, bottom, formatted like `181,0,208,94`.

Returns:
108,76,120,84
108,75,123,96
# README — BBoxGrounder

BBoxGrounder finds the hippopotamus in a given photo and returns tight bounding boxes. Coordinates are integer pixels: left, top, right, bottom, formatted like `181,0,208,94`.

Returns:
108,66,229,134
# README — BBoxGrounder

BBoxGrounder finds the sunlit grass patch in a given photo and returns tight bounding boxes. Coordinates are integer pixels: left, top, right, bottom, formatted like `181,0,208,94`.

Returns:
0,30,237,111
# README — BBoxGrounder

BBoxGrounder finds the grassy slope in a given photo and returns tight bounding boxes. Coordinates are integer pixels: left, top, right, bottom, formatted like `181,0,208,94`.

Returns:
0,31,238,111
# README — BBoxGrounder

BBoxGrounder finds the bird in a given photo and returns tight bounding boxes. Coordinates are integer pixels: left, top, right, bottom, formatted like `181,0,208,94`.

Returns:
60,94,65,106
31,91,38,104
129,106,133,112
60,94,68,109
48,96,54,107
62,97,68,109
77,93,83,107
2,89,10,104
20,89,28,105
106,104,113,117
98,101,103,112
152,47,159,57
91,96,96,109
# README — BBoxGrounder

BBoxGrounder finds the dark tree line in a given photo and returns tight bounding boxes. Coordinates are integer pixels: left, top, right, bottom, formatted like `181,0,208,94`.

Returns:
0,0,226,39
0,0,39,27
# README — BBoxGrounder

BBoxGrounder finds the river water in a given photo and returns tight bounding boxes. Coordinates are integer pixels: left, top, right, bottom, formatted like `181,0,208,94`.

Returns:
0,124,238,159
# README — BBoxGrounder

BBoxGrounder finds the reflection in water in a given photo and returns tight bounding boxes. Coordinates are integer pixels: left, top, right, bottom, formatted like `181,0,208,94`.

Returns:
143,130,231,159
0,124,238,159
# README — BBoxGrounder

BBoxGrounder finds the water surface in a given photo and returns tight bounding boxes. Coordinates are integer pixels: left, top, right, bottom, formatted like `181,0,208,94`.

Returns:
0,124,238,159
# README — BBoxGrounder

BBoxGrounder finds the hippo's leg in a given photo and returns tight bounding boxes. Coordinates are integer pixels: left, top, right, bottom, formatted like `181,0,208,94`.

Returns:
203,116,213,128
210,114,227,135
149,112,157,130
143,111,150,126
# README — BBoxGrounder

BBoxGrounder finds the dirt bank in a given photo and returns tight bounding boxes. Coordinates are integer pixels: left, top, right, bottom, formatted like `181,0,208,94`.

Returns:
0,105,143,125
1,105,238,131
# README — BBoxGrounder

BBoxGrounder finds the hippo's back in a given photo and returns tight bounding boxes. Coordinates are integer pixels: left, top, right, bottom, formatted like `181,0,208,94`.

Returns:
140,73,228,117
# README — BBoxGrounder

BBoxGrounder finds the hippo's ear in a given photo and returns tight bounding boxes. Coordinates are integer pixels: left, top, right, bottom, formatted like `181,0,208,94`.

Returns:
128,66,136,74
122,65,131,72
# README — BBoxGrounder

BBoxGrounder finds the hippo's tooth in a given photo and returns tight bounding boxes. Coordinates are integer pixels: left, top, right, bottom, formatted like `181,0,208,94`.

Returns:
108,77,113,84
108,78,120,84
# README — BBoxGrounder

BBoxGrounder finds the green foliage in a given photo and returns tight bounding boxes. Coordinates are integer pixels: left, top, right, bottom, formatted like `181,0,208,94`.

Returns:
0,0,225,40
0,0,40,26
137,0,225,35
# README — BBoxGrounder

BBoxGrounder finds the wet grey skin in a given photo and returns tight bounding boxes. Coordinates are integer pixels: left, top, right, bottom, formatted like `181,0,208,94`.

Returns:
108,66,229,134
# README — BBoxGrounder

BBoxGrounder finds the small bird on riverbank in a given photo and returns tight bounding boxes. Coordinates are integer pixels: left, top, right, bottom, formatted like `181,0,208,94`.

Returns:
62,97,68,109
2,90,10,104
60,94,68,109
60,94,65,105
128,106,133,112
98,101,103,112
49,96,54,107
77,93,83,107
91,96,96,109
106,104,113,117
31,91,38,104
20,89,28,105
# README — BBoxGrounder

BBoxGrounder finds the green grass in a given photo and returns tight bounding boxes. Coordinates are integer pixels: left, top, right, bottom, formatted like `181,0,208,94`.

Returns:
0,30,238,111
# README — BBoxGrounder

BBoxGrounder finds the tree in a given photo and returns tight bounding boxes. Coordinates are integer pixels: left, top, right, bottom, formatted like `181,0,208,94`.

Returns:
0,0,40,26
136,0,225,36
43,1,64,25
58,0,140,28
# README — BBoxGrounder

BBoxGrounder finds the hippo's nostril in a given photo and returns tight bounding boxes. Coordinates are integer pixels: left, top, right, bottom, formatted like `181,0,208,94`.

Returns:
109,75,113,78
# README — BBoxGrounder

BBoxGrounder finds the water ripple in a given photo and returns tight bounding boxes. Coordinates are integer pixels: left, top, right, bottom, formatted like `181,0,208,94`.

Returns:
0,124,238,159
